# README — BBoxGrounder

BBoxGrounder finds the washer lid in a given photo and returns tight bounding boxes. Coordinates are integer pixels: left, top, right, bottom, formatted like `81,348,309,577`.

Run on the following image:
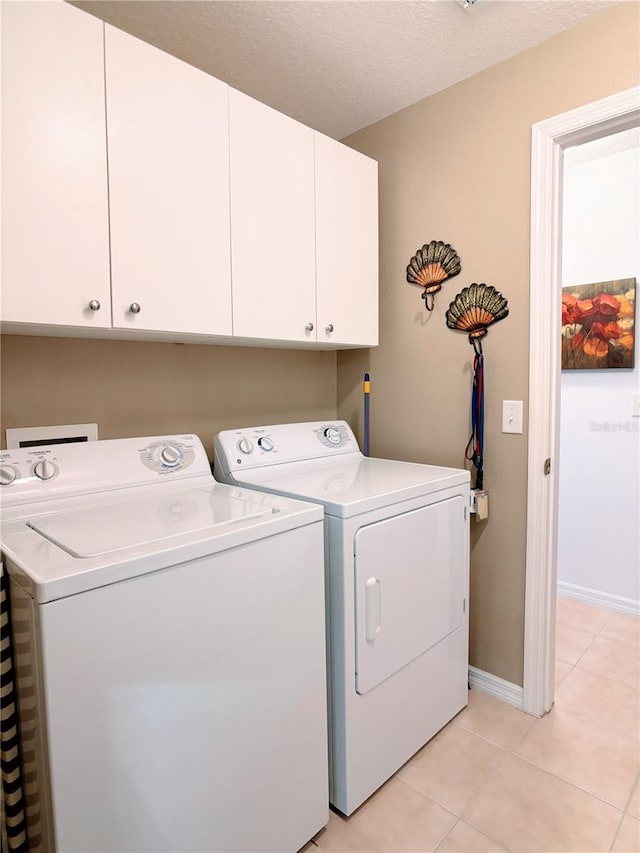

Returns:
235,456,470,517
27,488,273,558
3,483,322,603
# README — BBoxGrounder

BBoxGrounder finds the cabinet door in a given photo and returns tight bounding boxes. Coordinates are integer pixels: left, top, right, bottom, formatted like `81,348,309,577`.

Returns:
230,90,316,342
315,134,379,346
1,2,111,328
106,27,232,336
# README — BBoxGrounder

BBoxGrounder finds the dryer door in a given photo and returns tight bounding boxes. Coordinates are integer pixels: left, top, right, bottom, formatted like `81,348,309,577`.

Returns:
354,496,467,695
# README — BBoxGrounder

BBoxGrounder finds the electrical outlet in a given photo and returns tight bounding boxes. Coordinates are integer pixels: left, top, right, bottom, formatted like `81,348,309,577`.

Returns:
502,400,523,434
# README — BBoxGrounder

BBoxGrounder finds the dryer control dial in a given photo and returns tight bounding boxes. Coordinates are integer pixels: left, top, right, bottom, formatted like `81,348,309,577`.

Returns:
258,436,274,452
237,438,254,455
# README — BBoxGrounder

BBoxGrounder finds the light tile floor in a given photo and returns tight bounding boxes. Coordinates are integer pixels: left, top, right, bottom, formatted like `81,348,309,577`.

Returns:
306,598,640,852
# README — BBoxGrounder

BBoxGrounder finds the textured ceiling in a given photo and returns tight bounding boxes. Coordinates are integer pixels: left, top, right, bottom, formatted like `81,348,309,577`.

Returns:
71,0,625,139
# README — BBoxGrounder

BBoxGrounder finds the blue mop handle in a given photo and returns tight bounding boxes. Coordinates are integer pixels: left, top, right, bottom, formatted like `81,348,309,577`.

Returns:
363,372,370,457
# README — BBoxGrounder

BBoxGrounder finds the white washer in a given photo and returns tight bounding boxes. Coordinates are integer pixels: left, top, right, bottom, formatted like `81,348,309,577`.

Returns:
0,434,328,852
214,421,471,816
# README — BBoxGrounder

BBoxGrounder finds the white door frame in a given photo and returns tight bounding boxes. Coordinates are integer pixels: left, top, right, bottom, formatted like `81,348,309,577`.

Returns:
523,86,640,717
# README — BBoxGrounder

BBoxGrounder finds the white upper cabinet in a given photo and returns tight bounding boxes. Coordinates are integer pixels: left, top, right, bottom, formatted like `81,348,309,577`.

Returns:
229,89,317,343
1,1,111,329
1,5,378,349
315,133,379,347
105,26,232,337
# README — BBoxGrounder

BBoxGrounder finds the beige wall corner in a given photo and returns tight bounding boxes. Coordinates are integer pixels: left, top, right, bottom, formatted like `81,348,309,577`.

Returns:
337,2,640,686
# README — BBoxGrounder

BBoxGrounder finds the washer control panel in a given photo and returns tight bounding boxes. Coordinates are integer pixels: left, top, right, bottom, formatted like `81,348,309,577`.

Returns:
0,435,210,510
0,453,62,486
214,421,360,476
139,439,195,474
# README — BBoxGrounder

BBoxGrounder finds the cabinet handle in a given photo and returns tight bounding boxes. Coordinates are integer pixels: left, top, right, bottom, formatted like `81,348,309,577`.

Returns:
305,322,314,332
88,300,101,311
129,303,141,314
325,323,334,333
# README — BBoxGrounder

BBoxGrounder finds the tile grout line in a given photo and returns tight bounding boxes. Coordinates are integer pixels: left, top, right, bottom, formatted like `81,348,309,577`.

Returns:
572,626,600,667
456,730,515,829
569,657,640,694
606,731,639,853
511,749,631,814
456,699,629,850
573,629,640,689
395,775,512,853
453,719,535,753
393,773,459,822
623,770,640,816
461,742,530,852
433,817,512,853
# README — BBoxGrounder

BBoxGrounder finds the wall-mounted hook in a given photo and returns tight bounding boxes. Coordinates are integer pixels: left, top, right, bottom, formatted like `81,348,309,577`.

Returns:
422,290,436,312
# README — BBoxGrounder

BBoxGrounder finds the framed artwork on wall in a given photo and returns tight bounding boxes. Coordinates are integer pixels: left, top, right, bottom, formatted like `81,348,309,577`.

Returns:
561,277,636,369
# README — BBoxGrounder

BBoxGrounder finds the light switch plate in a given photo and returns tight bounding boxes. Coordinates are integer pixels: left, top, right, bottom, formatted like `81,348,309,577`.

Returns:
632,392,640,418
502,400,523,434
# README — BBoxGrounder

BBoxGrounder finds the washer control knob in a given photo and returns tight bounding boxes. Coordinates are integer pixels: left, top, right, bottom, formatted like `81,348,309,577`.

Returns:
0,466,17,485
160,445,182,466
258,436,274,452
237,438,254,455
324,427,342,445
33,459,57,481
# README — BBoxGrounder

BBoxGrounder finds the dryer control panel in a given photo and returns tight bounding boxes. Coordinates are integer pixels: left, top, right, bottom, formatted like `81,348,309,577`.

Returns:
214,421,360,476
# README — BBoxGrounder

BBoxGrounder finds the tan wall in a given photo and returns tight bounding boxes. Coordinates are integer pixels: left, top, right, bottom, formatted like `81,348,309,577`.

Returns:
337,3,640,686
0,336,337,459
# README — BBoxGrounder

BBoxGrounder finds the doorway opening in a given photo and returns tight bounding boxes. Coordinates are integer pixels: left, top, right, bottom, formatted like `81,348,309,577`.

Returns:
523,86,640,717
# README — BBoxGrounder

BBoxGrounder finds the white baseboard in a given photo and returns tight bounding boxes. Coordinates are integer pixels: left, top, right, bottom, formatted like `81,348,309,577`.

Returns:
557,581,640,617
468,665,524,710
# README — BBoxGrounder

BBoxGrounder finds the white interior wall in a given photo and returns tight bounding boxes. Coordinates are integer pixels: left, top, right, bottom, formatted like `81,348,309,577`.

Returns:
558,129,640,607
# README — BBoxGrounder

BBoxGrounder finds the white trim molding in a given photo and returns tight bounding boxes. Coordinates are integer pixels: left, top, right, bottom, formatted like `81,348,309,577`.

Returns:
468,666,524,711
558,583,640,618
524,86,640,717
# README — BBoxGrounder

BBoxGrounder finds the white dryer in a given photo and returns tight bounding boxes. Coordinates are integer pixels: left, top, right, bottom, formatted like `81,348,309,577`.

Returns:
0,434,328,852
214,421,471,816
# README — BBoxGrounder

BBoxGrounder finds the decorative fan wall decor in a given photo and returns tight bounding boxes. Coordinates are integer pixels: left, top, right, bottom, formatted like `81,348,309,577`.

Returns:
446,283,509,354
406,240,461,311
446,283,509,492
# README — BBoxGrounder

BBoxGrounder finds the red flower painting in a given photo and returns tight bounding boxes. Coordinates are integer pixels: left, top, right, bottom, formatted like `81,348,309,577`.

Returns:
561,278,636,370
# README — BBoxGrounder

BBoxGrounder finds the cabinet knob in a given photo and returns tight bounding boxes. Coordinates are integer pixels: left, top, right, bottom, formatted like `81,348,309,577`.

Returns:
325,323,334,334
88,300,101,311
129,303,141,314
305,322,314,332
